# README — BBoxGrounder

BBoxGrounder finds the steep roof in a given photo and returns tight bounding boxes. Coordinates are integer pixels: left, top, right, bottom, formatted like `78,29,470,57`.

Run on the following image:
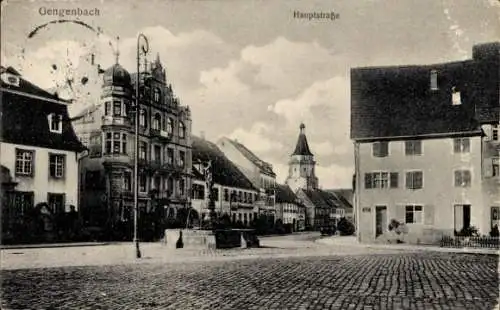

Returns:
292,123,313,156
192,136,256,190
275,184,299,204
350,60,485,140
302,188,339,210
224,138,276,177
1,70,86,152
324,189,353,210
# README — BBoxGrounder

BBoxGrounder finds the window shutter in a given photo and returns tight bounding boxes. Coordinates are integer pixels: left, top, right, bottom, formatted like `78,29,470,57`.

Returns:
394,204,405,222
424,204,434,225
364,173,372,189
390,172,398,188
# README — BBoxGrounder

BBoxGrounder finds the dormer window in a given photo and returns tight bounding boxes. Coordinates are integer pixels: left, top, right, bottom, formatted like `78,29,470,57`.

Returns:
451,87,461,106
0,72,20,87
48,114,62,133
430,70,438,91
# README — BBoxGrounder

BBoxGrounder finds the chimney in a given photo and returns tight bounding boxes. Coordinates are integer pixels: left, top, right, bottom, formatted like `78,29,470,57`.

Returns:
200,131,205,140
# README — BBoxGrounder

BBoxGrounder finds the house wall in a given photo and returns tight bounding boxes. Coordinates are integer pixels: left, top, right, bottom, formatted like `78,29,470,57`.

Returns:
1,142,79,210
356,136,488,244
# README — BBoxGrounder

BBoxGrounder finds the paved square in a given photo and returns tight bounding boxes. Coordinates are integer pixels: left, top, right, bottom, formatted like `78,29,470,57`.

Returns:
1,251,498,309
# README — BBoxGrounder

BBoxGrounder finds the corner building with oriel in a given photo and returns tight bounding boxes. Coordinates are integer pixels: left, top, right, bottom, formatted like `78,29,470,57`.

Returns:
73,54,192,240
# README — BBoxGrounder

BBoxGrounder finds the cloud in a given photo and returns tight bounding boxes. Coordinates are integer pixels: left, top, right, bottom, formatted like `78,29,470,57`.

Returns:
227,122,283,154
316,164,353,189
310,141,334,157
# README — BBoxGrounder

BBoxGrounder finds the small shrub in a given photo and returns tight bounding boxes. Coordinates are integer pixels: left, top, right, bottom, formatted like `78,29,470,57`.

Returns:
337,218,355,236
456,226,480,237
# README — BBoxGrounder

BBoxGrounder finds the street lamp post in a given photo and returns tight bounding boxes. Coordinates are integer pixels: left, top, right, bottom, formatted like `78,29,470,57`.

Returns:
134,33,149,259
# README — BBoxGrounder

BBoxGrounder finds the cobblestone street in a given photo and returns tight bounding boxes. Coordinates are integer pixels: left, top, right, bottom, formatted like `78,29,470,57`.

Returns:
1,236,499,310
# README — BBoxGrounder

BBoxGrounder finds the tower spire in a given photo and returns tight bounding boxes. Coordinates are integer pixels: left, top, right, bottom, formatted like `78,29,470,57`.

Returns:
292,122,313,156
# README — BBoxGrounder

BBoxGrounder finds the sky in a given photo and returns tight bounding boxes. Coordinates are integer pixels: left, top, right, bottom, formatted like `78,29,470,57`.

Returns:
1,0,499,189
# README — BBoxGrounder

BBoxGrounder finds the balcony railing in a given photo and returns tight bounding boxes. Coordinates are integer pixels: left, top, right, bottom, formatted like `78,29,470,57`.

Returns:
102,116,131,127
150,128,172,140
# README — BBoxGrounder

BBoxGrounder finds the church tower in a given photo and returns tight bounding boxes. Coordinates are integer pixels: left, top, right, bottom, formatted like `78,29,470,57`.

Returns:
285,123,319,192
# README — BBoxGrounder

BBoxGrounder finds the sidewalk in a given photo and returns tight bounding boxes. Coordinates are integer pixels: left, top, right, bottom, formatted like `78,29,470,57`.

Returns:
1,242,107,250
315,236,500,255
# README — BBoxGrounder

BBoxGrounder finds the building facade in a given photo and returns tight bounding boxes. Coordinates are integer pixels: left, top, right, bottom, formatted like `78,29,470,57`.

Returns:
275,184,306,231
1,67,86,242
351,42,500,244
191,136,258,226
217,137,277,222
73,55,192,238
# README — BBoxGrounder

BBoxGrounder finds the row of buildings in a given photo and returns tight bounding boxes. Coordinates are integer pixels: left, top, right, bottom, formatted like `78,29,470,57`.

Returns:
351,42,500,243
1,51,353,242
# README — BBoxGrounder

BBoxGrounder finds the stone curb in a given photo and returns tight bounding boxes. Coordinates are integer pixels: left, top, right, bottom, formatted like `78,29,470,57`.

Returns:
0,242,108,250
315,237,499,255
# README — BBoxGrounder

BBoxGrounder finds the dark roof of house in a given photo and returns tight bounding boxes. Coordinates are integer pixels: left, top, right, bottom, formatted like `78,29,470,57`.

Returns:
292,123,313,156
350,42,499,141
1,66,71,103
303,189,340,210
275,184,300,204
224,138,276,176
1,71,86,152
192,136,256,190
324,189,353,210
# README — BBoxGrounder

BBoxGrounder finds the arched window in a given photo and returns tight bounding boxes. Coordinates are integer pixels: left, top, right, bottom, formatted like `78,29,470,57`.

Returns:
153,88,161,103
153,113,161,130
179,122,186,139
166,118,173,135
139,109,147,128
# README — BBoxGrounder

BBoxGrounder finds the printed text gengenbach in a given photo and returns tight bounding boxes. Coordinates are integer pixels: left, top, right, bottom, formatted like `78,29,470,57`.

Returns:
39,7,100,18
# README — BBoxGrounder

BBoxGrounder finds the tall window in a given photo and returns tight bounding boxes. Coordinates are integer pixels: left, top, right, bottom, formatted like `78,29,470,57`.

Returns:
153,113,161,130
493,158,500,177
224,189,229,201
139,109,147,127
48,114,62,133
15,149,34,176
139,142,148,160
405,205,423,224
406,171,423,190
123,172,132,191
166,118,174,135
166,148,174,164
405,140,422,156
492,206,500,230
153,88,161,103
179,151,185,167
105,101,111,116
364,172,398,189
105,132,127,154
139,174,147,193
48,193,65,214
453,138,470,153
49,154,65,178
179,122,186,139
113,101,121,116
430,70,438,90
154,176,161,190
493,125,499,141
454,170,471,187
167,177,174,194
153,145,161,162
179,178,185,196
372,141,389,157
